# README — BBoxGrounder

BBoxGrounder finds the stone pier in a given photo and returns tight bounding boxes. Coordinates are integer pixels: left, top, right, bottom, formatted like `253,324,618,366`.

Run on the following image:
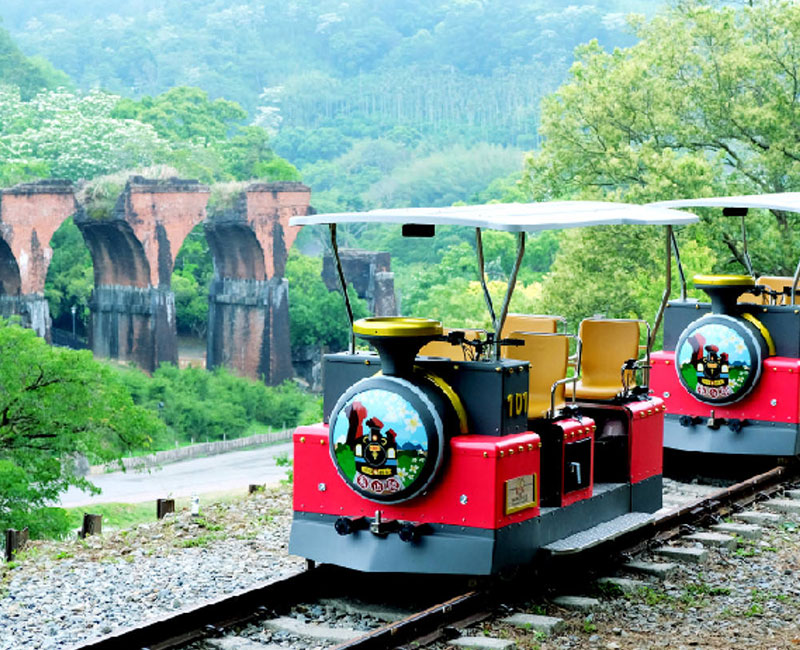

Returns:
75,177,209,372
205,182,310,385
322,248,398,316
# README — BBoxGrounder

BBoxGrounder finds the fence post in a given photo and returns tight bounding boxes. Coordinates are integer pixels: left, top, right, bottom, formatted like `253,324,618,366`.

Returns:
156,498,175,519
80,514,102,538
4,528,29,562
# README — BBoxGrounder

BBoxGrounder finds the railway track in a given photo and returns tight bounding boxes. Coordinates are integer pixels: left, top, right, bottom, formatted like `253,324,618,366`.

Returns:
67,465,799,650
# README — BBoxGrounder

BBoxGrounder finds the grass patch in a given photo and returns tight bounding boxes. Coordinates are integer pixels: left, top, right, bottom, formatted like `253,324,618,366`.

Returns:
639,586,672,606
63,490,246,530
65,502,157,531
178,533,221,548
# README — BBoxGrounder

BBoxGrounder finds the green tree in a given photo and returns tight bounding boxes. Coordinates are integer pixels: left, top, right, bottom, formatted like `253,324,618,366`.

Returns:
115,363,314,445
113,86,247,145
286,249,369,353
0,85,167,181
0,320,162,538
521,0,800,323
366,144,525,208
114,87,300,182
172,225,214,337
44,218,93,334
0,24,70,99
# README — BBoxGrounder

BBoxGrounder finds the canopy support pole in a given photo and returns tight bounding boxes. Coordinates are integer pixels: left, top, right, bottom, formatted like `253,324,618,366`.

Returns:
330,223,355,354
475,227,497,328
741,215,754,277
650,225,672,356
671,228,687,300
495,232,526,360
792,258,800,306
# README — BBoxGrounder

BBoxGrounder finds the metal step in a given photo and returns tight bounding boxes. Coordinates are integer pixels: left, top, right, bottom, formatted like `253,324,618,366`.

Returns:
544,512,654,555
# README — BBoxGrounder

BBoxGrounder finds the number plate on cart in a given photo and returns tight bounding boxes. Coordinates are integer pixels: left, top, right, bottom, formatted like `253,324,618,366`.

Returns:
505,474,537,514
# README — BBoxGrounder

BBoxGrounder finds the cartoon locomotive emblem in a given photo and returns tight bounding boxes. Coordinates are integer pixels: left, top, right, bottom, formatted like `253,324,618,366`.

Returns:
331,388,432,498
693,344,730,395
677,323,755,401
353,413,398,478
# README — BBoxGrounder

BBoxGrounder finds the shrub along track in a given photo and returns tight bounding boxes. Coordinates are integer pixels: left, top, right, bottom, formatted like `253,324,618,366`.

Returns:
67,464,797,650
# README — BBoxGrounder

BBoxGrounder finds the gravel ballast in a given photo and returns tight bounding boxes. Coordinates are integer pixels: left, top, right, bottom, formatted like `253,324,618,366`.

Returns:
449,503,800,650
3,482,800,650
0,486,302,650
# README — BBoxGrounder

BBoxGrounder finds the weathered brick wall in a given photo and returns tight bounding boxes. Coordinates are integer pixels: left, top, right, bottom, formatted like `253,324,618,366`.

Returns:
0,176,311,383
76,177,209,370
90,286,176,372
322,248,398,316
0,180,78,339
206,182,310,385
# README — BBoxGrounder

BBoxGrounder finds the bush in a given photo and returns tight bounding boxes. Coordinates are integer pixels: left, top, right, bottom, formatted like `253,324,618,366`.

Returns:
115,363,316,446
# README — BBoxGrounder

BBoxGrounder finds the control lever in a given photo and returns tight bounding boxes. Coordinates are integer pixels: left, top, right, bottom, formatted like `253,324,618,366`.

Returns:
570,461,582,486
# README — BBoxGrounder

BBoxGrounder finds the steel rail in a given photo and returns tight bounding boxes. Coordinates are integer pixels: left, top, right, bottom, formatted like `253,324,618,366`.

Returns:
334,591,490,650
66,564,349,650
67,465,797,650
649,464,791,539
334,464,797,650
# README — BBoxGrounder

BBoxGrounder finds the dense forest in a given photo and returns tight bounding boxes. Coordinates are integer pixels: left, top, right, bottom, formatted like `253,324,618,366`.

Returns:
0,0,660,340
3,1,799,334
3,0,800,535
0,0,662,213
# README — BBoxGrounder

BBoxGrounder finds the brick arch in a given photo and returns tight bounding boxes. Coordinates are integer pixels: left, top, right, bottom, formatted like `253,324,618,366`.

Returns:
0,180,78,338
0,237,21,296
205,182,310,384
77,218,152,288
73,177,210,372
205,222,267,280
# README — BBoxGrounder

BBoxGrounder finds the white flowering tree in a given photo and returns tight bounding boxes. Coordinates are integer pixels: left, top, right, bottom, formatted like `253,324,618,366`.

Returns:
0,86,168,182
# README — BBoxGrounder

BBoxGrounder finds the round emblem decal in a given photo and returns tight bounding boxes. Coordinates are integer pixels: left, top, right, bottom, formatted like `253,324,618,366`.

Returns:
329,378,445,503
675,316,764,404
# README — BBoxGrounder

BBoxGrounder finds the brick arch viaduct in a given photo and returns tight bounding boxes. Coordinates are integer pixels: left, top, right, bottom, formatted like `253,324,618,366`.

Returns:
0,177,311,384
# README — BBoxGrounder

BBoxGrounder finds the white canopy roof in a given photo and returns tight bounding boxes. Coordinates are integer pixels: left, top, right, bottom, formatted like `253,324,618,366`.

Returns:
650,192,800,213
290,200,698,232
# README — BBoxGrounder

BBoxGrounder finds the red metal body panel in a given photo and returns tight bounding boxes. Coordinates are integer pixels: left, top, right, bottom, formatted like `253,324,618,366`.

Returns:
651,351,800,423
293,425,541,530
626,397,665,482
553,417,595,507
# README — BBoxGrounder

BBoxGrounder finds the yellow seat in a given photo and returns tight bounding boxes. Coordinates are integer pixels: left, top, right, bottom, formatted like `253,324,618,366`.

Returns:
737,291,762,305
418,328,485,361
502,332,570,419
738,276,799,305
573,319,640,401
500,314,560,339
757,276,798,305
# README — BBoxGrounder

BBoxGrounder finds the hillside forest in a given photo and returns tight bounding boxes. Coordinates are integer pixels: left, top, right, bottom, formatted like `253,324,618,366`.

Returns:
2,0,800,534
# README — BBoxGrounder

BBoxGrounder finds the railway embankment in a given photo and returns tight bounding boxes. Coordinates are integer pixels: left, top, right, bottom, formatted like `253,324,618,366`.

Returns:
1,482,799,650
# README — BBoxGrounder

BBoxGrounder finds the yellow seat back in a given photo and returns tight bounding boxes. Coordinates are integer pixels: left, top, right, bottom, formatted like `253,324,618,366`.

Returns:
738,276,799,305
574,319,640,401
502,332,569,419
418,328,485,361
500,314,559,339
